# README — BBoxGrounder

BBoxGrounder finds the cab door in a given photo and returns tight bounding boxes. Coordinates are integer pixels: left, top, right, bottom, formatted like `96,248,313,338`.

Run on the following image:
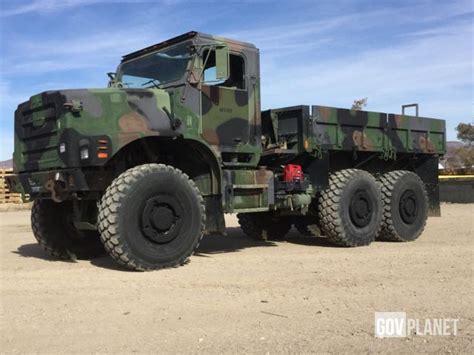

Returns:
200,50,250,148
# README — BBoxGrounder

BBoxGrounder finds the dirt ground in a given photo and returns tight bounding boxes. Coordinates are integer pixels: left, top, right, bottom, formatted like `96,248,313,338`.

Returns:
0,204,473,353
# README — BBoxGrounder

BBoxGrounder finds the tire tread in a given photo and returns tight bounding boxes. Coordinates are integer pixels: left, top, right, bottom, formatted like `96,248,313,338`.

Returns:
31,200,73,260
318,169,381,247
97,164,205,271
377,170,428,242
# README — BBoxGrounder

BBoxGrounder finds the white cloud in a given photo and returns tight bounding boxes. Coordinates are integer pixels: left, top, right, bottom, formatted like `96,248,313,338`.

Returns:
3,29,160,75
1,0,471,147
223,12,370,54
261,21,471,98
0,133,14,161
7,59,102,75
0,80,21,161
1,0,90,17
12,31,155,57
0,0,195,17
223,1,472,56
0,80,29,112
258,20,472,139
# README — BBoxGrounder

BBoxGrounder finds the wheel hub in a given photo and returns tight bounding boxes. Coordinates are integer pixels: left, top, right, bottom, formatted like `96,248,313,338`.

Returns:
399,189,418,224
349,190,373,228
151,206,174,231
141,196,182,244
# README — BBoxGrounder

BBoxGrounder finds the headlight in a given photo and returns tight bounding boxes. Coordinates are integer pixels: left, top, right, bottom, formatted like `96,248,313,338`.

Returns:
80,148,89,160
59,143,66,153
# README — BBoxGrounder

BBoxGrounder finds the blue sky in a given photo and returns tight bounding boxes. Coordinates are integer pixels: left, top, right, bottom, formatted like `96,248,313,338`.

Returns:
0,0,472,161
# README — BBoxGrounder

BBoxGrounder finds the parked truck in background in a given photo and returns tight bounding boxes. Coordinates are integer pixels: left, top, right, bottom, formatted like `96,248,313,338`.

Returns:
6,31,446,271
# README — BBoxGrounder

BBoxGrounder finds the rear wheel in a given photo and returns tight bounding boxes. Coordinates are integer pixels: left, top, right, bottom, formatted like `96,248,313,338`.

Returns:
377,170,428,242
318,169,382,247
237,212,291,241
97,164,205,271
31,199,104,260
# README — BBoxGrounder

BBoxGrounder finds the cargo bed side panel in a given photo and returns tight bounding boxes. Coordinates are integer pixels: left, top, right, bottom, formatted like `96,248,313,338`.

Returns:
387,114,446,154
311,106,387,153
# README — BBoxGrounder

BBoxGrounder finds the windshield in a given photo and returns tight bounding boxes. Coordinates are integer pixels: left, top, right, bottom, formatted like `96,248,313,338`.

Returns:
118,41,192,88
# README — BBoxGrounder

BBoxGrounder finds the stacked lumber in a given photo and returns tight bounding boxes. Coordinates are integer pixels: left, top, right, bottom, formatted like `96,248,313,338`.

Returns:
0,169,24,204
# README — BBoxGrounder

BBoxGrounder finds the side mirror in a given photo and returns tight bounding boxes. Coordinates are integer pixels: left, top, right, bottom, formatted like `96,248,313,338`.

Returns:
107,72,115,87
215,45,229,81
107,72,122,88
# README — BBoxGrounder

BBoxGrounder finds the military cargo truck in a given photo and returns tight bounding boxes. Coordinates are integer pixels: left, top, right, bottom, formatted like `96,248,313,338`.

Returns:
6,31,446,271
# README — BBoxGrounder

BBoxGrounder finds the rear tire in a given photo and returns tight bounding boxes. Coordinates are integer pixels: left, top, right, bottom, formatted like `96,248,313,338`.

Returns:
377,170,428,242
97,164,205,271
31,199,104,260
318,169,382,247
237,212,291,241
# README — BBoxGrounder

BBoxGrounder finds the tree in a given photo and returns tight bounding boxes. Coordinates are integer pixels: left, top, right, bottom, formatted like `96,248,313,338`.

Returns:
456,123,474,146
455,122,474,169
352,97,368,110
457,147,474,168
351,97,368,111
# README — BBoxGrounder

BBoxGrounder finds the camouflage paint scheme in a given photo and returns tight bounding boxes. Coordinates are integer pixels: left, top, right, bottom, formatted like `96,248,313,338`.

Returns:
13,88,175,172
9,33,260,197
7,31,446,218
310,106,445,155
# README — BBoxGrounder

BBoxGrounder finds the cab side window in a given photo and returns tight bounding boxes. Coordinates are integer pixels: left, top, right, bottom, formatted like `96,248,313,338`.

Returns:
202,50,245,90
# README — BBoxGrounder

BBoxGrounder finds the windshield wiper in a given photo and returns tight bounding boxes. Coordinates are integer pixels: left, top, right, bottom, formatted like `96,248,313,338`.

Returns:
142,79,161,89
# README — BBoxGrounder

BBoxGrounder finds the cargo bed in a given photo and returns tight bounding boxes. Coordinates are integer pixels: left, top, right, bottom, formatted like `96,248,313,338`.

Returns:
261,105,446,157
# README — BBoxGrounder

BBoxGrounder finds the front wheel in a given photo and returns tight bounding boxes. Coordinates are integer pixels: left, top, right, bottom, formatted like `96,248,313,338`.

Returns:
97,164,205,271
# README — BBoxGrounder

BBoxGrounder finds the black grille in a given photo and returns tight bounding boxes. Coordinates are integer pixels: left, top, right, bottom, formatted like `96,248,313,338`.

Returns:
20,104,58,141
14,92,64,171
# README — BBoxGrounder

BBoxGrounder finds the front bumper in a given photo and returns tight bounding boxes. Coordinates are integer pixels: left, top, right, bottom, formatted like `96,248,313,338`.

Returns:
6,168,109,200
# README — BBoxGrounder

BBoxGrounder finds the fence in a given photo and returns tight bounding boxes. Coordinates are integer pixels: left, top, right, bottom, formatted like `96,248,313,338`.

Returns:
439,175,474,203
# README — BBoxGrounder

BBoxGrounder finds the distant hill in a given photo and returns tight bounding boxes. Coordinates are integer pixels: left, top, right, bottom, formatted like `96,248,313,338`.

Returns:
0,159,13,169
446,141,463,150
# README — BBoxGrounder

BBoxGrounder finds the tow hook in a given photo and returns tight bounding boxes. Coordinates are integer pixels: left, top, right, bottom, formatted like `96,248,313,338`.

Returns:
45,173,67,202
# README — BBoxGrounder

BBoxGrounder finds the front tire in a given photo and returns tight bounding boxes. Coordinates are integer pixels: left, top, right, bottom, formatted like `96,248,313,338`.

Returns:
377,170,428,242
318,169,382,247
31,199,104,260
97,164,205,271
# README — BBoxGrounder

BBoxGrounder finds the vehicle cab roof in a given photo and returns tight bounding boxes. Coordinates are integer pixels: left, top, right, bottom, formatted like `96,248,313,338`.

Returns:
121,31,257,62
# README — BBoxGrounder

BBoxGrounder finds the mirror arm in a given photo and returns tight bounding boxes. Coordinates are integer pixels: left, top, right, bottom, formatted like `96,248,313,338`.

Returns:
197,44,214,83
181,53,197,103
181,45,214,102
